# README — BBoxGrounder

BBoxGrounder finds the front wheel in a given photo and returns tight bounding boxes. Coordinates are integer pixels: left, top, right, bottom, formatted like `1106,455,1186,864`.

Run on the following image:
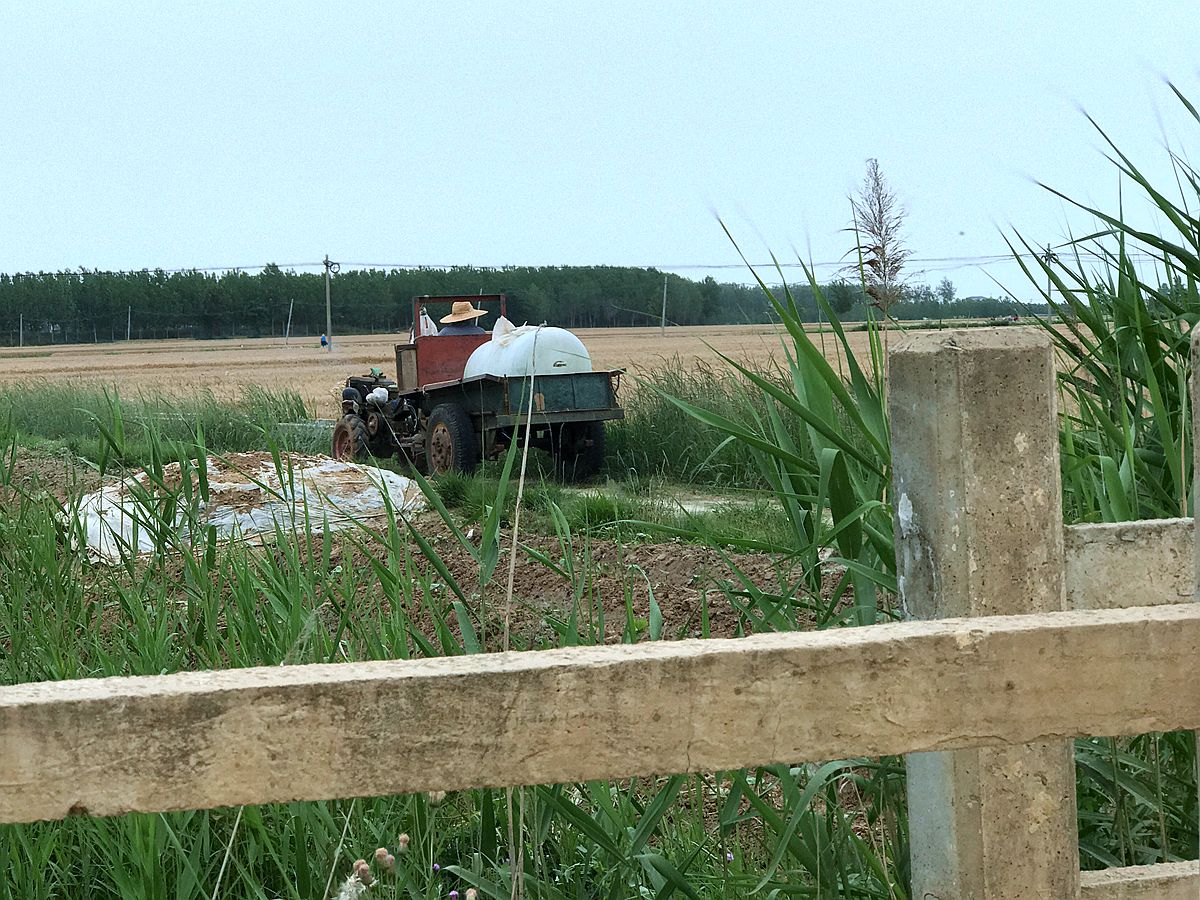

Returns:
425,404,478,475
332,414,371,461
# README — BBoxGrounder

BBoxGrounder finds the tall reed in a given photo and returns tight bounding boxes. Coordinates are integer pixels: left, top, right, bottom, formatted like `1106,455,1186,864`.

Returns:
1012,84,1200,866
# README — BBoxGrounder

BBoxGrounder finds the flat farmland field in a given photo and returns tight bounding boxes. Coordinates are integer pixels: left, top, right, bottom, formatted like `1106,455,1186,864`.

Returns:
0,325,880,415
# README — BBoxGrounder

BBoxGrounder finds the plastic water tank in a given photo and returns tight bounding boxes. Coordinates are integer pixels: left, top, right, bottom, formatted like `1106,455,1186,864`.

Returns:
463,325,592,379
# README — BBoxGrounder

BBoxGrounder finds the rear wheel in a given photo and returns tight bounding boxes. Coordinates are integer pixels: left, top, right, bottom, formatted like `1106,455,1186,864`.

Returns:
332,414,371,461
425,404,478,475
553,420,606,482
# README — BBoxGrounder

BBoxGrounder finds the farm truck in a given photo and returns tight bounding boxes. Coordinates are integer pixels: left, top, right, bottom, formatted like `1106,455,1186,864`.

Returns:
332,294,623,480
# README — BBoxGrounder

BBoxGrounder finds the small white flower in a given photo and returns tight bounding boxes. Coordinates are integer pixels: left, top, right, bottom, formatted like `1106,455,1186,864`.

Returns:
333,873,368,900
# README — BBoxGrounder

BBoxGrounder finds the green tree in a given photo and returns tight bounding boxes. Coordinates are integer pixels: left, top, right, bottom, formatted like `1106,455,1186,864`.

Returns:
827,279,859,315
935,276,956,304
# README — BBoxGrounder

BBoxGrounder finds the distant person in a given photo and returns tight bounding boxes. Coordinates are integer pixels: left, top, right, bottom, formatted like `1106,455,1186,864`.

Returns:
320,333,328,348
438,301,488,335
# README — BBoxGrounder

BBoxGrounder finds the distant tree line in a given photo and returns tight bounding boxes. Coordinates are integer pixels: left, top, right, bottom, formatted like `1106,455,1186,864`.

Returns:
825,276,1048,321
0,264,1039,347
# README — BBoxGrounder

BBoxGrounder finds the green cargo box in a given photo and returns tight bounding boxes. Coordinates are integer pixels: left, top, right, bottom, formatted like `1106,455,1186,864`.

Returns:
411,371,625,427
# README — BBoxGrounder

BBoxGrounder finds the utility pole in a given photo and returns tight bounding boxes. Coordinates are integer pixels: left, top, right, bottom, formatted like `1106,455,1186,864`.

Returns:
284,298,295,345
1042,244,1057,309
1039,244,1061,325
18,313,22,348
323,255,339,351
660,274,668,337
126,305,132,342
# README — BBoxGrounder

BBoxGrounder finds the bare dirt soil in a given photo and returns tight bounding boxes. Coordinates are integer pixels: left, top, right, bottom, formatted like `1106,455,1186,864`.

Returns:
8,449,806,645
272,518,809,649
1,447,102,502
0,325,877,414
399,522,802,644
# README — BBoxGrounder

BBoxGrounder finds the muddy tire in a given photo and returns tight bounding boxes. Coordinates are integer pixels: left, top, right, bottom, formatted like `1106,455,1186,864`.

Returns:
553,421,606,482
332,414,371,462
425,404,478,476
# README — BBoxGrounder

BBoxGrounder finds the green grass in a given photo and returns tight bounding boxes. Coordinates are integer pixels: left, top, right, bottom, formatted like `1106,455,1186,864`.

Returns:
431,465,796,551
1,276,1196,896
0,382,320,469
606,360,813,488
0,409,907,898
4,85,1200,895
1010,83,1200,868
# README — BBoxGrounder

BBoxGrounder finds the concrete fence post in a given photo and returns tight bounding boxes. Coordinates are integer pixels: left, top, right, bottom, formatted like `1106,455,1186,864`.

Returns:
889,328,1080,898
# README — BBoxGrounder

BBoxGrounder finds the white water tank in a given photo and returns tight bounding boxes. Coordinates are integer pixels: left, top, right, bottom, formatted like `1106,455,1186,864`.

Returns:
464,320,592,379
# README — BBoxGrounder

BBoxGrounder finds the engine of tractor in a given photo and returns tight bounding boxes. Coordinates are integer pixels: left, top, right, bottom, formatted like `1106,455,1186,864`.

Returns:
341,373,418,446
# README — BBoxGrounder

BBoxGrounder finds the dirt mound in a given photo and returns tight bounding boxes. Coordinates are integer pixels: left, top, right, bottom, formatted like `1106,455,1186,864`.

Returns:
77,452,425,563
5,443,802,644
0,447,101,502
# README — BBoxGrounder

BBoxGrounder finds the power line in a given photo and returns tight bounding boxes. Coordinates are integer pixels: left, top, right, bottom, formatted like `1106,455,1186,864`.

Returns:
325,250,1167,272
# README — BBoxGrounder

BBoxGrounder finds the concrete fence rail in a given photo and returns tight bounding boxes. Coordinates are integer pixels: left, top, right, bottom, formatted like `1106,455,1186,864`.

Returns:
1064,518,1195,609
1,326,1197,899
2,603,1198,824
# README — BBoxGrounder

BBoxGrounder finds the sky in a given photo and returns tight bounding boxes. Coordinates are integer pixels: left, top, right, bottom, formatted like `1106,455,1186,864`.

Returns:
2,2,1199,300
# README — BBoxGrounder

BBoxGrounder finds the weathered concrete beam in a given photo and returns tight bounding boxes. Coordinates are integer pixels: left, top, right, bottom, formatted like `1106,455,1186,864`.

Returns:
890,327,1080,898
1064,518,1194,609
1079,861,1200,899
2,603,1199,824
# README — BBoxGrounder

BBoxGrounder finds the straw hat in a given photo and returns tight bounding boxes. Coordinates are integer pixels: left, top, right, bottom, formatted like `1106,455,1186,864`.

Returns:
440,301,488,324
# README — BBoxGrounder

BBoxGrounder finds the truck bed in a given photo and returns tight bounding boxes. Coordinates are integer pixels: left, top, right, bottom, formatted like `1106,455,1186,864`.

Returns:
403,370,624,427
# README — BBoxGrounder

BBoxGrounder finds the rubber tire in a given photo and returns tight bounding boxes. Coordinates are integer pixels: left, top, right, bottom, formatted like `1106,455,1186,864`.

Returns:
364,412,396,460
553,421,606,482
425,404,478,476
332,414,371,462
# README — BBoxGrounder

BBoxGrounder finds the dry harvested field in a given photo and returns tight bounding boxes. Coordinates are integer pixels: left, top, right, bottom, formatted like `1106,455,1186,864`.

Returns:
0,324,882,414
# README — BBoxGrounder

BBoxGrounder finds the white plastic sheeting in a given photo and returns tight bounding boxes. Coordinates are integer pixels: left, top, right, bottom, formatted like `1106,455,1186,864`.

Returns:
77,452,425,564
463,317,592,379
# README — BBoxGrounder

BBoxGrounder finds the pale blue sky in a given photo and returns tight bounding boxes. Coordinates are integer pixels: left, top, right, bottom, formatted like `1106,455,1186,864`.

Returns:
2,2,1198,298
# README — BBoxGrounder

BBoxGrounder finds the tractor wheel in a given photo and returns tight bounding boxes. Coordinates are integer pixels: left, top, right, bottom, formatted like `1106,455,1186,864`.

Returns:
553,421,606,482
425,404,478,476
365,412,396,459
332,414,371,462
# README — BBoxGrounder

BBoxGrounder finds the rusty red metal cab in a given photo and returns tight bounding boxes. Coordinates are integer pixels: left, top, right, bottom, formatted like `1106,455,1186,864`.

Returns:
394,294,505,390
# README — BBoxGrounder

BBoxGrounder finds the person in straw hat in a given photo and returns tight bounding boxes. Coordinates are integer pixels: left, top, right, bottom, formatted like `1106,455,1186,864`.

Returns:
438,300,489,335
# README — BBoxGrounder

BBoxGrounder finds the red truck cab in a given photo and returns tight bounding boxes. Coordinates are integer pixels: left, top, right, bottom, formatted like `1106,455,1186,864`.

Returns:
395,294,506,390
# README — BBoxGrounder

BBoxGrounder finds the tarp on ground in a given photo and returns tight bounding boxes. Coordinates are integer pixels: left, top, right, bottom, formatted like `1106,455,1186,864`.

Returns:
77,452,425,564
